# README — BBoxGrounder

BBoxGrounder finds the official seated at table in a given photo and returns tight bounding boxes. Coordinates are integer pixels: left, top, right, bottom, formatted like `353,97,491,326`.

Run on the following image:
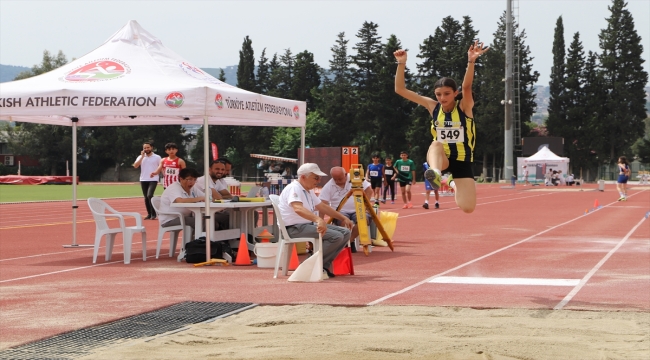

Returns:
277,163,353,279
193,159,233,230
318,166,373,244
159,168,205,237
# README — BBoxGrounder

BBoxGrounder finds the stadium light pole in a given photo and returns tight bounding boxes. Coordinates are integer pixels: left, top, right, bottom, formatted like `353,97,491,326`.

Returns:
503,0,514,181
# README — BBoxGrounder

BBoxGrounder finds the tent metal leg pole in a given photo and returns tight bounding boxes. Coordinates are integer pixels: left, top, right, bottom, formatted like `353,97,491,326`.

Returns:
203,115,212,262
300,126,305,165
64,119,92,248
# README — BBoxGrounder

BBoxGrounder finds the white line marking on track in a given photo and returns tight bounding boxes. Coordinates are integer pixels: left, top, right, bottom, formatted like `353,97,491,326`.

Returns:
553,215,648,310
429,276,580,286
0,238,171,262
367,195,638,306
0,254,160,284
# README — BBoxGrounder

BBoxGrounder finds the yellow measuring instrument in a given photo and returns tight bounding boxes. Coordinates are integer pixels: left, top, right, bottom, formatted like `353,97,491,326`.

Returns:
329,164,394,256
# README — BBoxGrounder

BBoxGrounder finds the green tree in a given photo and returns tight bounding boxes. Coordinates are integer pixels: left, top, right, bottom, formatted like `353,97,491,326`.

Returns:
316,32,357,146
14,50,67,80
546,16,568,142
4,50,71,175
277,49,295,99
217,68,226,82
291,50,321,111
472,12,539,177
236,36,256,91
564,32,587,169
256,48,270,94
598,0,648,162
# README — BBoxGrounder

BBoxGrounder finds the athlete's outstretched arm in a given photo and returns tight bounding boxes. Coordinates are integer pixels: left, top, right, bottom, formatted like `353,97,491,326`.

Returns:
460,41,489,117
393,49,436,112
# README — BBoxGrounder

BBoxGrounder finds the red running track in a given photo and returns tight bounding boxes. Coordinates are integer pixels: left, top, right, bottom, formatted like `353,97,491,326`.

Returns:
0,183,648,349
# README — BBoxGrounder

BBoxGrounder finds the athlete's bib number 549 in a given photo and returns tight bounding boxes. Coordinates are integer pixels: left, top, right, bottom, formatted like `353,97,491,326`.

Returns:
437,127,464,143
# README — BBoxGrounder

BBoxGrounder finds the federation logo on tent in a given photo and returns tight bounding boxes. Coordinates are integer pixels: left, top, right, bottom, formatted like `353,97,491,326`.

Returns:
215,94,223,109
62,59,130,82
165,92,184,109
293,106,300,119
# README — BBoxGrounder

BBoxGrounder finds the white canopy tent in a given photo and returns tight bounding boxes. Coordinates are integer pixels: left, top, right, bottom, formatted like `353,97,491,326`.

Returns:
0,21,306,254
517,146,570,183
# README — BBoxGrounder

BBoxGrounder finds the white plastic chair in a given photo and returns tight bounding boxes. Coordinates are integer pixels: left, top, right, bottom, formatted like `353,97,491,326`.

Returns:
246,186,261,198
87,197,147,265
151,196,192,260
268,194,322,278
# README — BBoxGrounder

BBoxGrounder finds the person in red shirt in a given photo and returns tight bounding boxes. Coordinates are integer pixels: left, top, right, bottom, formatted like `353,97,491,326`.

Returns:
151,143,186,189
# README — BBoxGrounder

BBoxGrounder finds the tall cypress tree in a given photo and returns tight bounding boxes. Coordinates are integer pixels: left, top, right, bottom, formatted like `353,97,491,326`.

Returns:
317,32,357,146
564,32,586,168
236,36,256,91
291,50,321,110
598,0,648,161
256,48,270,94
546,16,568,141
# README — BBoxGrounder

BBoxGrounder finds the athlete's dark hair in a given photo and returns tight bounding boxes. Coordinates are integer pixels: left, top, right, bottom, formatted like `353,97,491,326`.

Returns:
371,152,380,158
434,77,474,101
400,150,408,155
618,156,629,165
143,141,153,147
165,142,178,150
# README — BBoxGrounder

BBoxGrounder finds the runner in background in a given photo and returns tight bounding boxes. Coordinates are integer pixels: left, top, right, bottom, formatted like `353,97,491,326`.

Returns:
365,153,384,205
616,156,631,201
422,162,439,209
382,156,396,204
391,151,416,209
151,142,186,189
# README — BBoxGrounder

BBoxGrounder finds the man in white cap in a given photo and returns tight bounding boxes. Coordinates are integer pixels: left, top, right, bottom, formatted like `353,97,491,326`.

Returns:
277,163,353,280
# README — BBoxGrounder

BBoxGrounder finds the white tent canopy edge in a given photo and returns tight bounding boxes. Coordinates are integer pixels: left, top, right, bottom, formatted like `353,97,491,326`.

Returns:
0,20,306,258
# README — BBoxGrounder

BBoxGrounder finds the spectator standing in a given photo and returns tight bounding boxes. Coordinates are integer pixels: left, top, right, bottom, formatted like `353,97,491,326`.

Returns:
151,142,186,189
133,142,162,220
522,165,530,186
392,151,416,209
365,153,384,205
277,163,353,280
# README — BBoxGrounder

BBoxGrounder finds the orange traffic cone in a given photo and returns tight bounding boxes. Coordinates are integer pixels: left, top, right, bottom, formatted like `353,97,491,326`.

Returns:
593,199,599,208
256,229,273,243
288,244,300,271
234,233,252,266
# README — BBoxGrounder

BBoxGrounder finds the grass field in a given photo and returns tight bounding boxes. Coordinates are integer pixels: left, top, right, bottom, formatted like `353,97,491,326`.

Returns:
0,183,253,203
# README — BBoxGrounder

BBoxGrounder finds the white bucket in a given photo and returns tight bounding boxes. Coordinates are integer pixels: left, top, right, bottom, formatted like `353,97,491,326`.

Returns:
254,243,278,268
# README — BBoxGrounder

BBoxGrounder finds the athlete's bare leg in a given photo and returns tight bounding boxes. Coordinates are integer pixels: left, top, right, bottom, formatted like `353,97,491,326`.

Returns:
427,141,449,174
405,184,412,202
454,178,476,213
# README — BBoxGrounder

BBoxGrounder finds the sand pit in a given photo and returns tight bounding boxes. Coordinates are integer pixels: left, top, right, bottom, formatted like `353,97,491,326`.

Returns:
82,304,650,360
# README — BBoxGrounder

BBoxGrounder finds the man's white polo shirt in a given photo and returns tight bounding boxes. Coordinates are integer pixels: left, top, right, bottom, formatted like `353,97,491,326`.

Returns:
159,181,204,224
319,175,370,214
278,181,320,226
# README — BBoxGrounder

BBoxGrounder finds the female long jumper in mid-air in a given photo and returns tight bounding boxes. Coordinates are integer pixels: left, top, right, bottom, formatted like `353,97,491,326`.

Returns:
393,41,488,213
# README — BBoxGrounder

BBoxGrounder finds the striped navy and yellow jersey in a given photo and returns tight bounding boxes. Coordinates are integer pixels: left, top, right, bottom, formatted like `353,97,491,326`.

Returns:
430,100,476,162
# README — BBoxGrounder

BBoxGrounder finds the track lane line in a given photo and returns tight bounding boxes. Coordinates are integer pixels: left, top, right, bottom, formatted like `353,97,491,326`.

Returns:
553,215,648,310
367,196,632,306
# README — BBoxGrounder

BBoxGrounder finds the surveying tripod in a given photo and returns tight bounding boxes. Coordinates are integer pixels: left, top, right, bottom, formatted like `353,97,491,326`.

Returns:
327,164,394,256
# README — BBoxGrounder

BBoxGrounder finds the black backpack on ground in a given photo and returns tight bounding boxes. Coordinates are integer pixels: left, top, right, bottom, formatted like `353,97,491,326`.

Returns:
185,237,223,263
